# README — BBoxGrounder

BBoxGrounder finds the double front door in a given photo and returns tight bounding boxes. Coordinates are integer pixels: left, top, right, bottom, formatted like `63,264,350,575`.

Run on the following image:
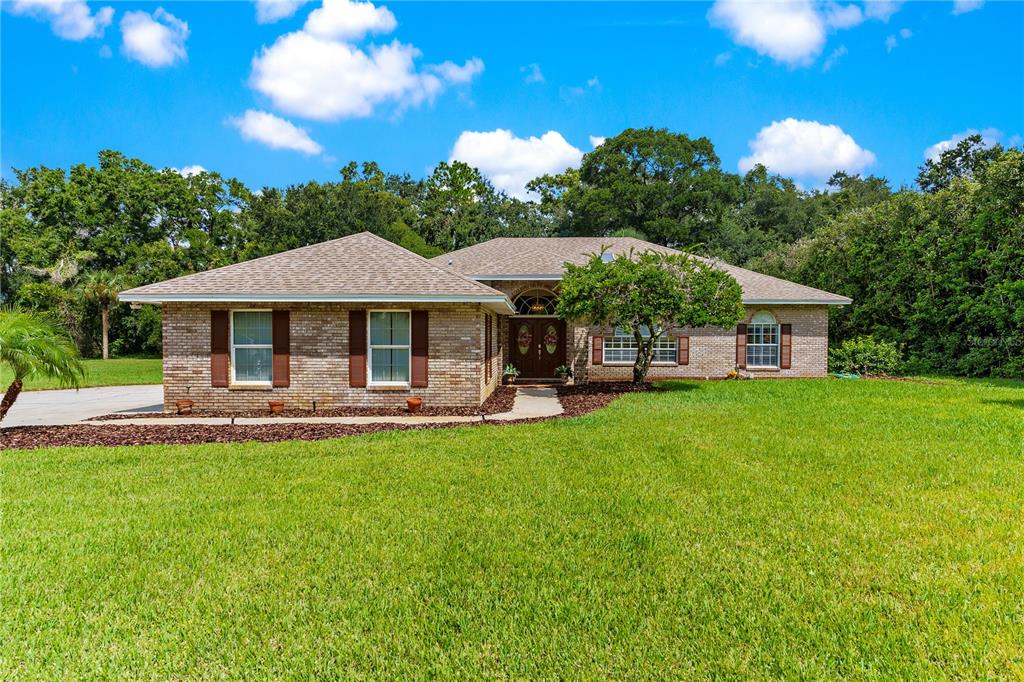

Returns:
508,318,566,380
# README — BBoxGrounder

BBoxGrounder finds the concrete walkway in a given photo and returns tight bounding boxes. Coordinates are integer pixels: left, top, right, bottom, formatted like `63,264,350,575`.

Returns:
83,386,563,427
2,385,163,428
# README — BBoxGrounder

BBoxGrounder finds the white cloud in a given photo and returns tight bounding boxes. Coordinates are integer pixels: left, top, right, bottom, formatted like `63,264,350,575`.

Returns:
589,136,606,149
708,0,825,66
176,165,207,177
952,0,984,14
430,57,484,84
449,129,584,199
885,28,910,52
710,0,905,67
924,127,1002,161
252,33,448,120
822,45,847,72
254,0,309,24
230,110,324,155
559,75,602,102
714,51,733,65
304,0,395,40
739,118,876,181
863,0,902,21
521,63,544,84
825,2,863,29
121,8,189,67
10,0,113,40
249,0,482,121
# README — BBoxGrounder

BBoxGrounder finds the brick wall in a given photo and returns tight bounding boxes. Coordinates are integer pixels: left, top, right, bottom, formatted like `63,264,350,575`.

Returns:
482,279,830,382
161,302,495,412
586,305,830,381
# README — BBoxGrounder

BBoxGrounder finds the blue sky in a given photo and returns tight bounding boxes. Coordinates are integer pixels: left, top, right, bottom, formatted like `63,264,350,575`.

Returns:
3,0,1022,196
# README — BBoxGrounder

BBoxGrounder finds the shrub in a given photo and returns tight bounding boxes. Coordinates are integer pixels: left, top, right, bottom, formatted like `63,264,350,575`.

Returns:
829,336,903,376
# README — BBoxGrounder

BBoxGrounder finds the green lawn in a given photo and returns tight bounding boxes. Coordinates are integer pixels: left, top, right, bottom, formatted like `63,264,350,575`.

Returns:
2,379,1022,678
0,357,162,390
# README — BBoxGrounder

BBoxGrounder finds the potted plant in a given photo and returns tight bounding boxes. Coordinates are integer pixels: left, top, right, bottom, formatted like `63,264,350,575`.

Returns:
554,365,573,383
406,396,423,413
175,399,194,415
268,400,285,415
503,364,520,385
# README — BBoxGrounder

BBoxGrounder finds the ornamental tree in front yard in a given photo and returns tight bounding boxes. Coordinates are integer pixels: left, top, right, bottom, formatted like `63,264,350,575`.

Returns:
0,309,84,423
557,250,744,384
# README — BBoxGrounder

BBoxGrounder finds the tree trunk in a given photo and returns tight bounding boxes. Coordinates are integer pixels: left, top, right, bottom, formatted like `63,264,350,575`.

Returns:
0,378,23,423
101,302,109,360
632,333,654,384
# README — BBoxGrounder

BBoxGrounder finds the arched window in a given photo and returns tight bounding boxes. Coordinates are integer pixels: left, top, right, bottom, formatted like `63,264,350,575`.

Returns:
513,289,557,316
747,311,780,368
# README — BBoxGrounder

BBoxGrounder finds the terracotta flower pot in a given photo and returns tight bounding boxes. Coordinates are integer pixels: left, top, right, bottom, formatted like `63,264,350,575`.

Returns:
406,397,423,413
268,400,285,415
175,399,194,415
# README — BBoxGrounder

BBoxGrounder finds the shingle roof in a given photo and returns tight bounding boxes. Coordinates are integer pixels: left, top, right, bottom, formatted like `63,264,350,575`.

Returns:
119,232,512,310
431,237,851,305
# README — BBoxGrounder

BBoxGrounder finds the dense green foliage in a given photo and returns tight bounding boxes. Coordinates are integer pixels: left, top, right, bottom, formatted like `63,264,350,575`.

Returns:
3,378,1022,676
828,335,904,375
558,250,744,382
0,308,84,421
2,131,1019,376
753,141,1023,377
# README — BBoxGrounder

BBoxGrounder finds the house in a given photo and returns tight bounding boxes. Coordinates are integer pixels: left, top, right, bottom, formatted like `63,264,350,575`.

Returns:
118,232,851,411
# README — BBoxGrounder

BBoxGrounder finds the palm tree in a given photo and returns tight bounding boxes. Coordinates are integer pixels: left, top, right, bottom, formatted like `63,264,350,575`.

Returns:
79,270,126,360
0,309,84,423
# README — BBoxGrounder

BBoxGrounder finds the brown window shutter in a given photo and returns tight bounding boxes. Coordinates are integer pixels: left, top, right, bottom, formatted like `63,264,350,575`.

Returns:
349,310,367,387
780,323,792,369
592,335,603,365
272,310,290,387
736,323,747,369
677,336,690,366
211,310,229,387
411,311,429,388
484,314,492,382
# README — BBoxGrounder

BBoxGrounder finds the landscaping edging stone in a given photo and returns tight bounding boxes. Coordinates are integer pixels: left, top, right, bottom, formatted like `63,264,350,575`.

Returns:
88,386,518,420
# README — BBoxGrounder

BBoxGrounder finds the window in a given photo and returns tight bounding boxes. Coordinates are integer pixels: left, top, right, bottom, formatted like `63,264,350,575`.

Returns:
603,327,677,364
231,311,272,384
747,311,779,368
369,311,410,384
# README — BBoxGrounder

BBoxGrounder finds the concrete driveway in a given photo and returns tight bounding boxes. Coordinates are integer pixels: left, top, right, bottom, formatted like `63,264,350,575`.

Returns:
2,385,163,428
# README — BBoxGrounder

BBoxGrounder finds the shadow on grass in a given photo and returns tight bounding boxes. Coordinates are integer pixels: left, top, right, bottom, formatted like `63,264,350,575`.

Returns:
651,380,701,393
981,399,1024,409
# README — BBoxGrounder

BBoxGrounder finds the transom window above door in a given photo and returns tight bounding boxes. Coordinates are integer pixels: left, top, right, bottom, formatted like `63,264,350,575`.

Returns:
513,289,557,315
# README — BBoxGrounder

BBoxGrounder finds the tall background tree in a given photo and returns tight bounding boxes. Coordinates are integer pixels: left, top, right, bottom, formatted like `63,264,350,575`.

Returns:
78,270,127,360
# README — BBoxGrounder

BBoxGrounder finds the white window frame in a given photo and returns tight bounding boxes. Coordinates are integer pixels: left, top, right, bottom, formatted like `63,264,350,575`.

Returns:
746,312,780,369
602,326,677,366
230,309,273,386
367,309,412,387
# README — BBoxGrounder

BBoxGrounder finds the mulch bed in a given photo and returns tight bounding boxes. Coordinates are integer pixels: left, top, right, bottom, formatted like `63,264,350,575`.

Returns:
557,381,655,416
89,386,518,420
3,383,647,451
